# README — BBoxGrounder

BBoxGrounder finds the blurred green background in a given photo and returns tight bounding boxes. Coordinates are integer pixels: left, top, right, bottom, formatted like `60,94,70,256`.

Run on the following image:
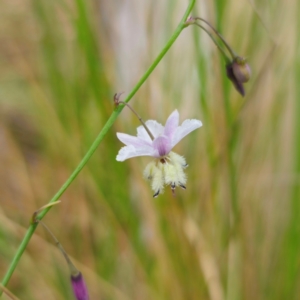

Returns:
0,0,297,299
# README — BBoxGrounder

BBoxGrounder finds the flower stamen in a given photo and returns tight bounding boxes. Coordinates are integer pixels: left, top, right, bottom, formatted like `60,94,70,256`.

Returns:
179,184,186,190
153,190,160,198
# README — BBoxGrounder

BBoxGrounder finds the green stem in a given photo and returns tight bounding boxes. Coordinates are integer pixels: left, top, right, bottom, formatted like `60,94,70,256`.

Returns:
0,0,195,292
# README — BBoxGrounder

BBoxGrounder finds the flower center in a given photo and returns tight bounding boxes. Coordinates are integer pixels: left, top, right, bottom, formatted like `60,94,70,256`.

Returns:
143,152,188,197
152,135,172,158
160,158,166,164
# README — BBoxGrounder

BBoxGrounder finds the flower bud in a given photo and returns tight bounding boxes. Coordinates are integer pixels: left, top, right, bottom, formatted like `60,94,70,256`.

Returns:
226,63,245,96
226,57,251,97
71,272,89,300
232,57,251,83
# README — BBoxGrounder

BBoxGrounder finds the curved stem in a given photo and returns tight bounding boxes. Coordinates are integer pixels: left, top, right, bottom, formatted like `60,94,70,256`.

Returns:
195,17,237,59
0,0,196,292
194,23,231,63
39,221,79,276
117,101,155,140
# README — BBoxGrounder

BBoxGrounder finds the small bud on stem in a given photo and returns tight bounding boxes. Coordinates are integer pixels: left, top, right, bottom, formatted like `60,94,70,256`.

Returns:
232,57,251,83
226,63,245,96
226,57,251,96
71,272,90,300
186,17,251,96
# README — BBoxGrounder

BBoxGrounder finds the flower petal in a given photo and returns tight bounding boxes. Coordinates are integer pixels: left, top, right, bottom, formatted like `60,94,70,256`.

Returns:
137,120,164,142
152,135,172,157
164,110,179,139
146,120,164,137
117,133,151,147
116,145,155,161
71,272,89,300
171,119,202,148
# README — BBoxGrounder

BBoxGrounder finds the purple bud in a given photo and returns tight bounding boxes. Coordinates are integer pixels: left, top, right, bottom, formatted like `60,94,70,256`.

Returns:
226,56,251,97
71,272,89,300
226,63,245,96
232,57,251,83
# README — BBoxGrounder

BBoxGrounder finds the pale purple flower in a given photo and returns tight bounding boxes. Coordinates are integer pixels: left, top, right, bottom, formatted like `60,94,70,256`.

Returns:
116,110,202,197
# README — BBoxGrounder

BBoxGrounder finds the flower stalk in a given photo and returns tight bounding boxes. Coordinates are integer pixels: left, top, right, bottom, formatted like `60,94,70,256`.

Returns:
114,93,155,140
193,17,238,59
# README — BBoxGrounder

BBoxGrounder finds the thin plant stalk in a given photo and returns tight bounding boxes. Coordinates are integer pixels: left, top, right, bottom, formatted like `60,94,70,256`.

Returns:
194,23,230,63
194,17,237,59
0,0,196,292
38,221,79,276
116,99,155,140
